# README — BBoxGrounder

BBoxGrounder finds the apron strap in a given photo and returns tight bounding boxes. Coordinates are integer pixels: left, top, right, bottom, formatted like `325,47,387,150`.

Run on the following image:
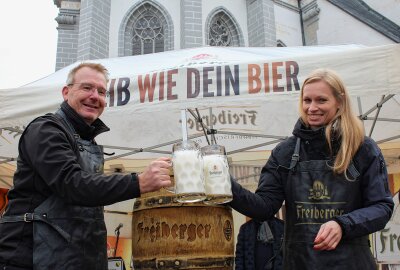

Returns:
0,213,71,242
289,137,301,170
55,109,80,139
276,137,301,172
346,161,360,181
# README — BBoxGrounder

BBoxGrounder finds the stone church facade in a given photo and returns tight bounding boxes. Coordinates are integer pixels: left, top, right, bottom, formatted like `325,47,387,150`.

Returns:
53,0,400,71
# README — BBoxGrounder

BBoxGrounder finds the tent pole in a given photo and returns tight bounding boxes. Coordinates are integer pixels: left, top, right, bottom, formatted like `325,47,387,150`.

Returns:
227,139,283,155
369,95,385,137
187,108,211,145
376,134,400,144
217,130,287,140
104,133,205,161
1,127,24,135
363,117,400,122
359,94,394,120
0,157,15,164
145,134,204,149
209,107,216,144
102,145,143,151
357,96,366,133
195,108,211,145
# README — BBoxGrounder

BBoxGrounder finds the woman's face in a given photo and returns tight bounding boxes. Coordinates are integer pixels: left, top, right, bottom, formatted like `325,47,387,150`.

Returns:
302,80,340,129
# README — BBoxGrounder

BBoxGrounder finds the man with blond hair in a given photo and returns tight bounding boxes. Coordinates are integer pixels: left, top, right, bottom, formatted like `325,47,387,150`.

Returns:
0,63,172,269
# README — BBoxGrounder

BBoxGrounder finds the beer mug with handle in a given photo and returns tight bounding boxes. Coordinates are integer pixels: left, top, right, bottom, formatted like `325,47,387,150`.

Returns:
201,144,232,204
170,140,206,203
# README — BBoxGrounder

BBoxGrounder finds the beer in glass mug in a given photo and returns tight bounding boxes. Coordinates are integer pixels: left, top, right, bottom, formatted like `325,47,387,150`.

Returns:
201,144,232,204
171,140,206,203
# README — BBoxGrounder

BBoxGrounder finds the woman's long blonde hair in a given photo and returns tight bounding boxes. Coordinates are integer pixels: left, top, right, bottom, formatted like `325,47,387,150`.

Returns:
299,69,364,176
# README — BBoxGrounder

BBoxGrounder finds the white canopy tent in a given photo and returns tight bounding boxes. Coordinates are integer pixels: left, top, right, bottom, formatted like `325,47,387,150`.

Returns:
1,44,399,184
0,44,400,256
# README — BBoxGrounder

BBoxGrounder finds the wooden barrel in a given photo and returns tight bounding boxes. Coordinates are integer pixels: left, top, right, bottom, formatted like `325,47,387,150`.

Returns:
132,187,234,270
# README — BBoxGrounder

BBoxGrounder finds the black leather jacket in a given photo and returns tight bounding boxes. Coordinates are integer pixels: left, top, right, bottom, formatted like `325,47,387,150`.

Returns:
0,102,141,268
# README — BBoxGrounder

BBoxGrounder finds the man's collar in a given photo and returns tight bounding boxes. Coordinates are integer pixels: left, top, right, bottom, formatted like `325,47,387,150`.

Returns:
60,101,110,139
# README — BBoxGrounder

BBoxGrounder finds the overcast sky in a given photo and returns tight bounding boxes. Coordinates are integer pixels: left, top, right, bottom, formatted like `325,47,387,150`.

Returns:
0,1,59,89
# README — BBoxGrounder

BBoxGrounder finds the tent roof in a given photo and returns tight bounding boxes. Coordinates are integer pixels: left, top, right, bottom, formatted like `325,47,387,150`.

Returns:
1,44,400,188
25,44,366,87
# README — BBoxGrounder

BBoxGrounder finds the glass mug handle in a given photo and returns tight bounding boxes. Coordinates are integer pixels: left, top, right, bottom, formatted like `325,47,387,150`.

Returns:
163,160,175,193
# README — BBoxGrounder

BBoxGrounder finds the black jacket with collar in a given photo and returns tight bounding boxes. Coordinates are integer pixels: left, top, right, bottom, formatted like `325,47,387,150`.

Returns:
230,119,393,240
0,102,141,268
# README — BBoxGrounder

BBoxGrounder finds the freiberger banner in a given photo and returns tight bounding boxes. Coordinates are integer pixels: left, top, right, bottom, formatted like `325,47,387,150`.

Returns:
373,191,400,264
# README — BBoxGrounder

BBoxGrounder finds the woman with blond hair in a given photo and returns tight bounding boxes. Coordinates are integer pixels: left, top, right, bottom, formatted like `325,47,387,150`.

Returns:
230,69,394,269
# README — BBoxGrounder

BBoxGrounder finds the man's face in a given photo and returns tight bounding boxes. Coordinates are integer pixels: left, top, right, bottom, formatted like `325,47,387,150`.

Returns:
62,67,107,125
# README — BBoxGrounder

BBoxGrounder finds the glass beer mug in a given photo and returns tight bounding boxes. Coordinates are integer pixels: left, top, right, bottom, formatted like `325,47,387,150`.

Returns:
171,140,206,203
201,144,232,204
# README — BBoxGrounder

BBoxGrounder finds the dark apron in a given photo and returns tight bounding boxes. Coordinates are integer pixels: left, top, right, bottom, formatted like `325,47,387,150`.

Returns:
30,110,107,270
282,138,375,270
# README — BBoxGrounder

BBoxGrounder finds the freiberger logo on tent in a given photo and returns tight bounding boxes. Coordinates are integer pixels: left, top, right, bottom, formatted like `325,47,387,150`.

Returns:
189,53,218,61
185,107,259,132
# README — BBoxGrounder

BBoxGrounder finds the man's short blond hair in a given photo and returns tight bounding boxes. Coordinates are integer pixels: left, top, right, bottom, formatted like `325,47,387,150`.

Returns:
66,62,109,85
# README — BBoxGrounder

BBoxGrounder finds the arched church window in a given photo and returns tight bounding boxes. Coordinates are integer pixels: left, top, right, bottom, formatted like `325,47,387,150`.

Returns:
208,12,240,47
131,5,165,55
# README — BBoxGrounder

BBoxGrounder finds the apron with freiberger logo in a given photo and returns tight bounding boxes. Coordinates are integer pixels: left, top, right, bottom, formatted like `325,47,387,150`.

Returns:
282,138,375,270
